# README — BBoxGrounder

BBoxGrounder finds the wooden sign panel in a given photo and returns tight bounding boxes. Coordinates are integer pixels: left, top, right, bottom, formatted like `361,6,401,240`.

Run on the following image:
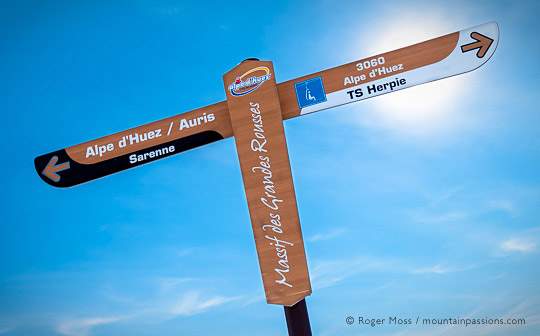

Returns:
223,60,311,306
278,22,498,118
33,102,232,187
34,22,498,187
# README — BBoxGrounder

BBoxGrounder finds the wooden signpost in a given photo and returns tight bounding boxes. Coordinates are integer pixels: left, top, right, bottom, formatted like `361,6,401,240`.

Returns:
224,60,312,307
34,22,499,335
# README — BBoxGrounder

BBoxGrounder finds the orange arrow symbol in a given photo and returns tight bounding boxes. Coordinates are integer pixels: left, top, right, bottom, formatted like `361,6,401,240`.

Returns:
41,155,70,182
460,32,494,58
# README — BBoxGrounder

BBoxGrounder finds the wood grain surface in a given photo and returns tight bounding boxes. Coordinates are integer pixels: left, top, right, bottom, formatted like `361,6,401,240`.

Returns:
35,22,500,187
224,60,311,306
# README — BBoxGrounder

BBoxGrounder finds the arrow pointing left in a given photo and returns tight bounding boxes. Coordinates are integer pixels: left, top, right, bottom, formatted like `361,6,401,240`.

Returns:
41,155,70,182
34,22,499,188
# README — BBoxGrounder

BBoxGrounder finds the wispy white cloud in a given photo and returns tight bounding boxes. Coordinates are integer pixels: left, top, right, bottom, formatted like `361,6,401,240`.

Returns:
497,226,540,256
56,286,240,336
412,210,468,225
168,291,239,316
426,185,465,207
307,228,347,243
412,264,454,275
57,316,125,336
174,247,195,257
155,276,194,293
311,254,480,290
139,278,243,320
500,238,536,253
0,326,12,335
150,275,240,317
238,292,265,307
310,255,400,290
51,270,244,336
486,199,517,216
411,264,475,275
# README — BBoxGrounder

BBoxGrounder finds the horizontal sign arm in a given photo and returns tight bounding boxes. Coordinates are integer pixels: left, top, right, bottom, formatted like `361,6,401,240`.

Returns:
35,22,498,187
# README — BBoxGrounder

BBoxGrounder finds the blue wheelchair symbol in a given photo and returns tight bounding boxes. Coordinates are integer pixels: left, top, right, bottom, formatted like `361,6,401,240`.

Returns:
295,77,327,109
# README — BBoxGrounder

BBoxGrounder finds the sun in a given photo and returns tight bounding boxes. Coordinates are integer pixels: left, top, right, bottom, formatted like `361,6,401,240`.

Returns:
350,11,470,137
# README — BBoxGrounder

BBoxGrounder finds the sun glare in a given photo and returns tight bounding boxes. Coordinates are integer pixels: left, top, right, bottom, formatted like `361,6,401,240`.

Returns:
353,13,469,137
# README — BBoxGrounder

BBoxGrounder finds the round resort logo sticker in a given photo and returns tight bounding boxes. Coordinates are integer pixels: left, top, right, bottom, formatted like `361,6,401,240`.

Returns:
228,66,271,96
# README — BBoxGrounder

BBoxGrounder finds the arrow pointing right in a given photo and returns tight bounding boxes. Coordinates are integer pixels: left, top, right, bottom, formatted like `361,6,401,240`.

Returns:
41,155,70,182
34,22,499,188
460,32,494,58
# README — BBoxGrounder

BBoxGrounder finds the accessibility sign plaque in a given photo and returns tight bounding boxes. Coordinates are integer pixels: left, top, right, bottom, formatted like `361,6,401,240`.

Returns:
295,77,327,109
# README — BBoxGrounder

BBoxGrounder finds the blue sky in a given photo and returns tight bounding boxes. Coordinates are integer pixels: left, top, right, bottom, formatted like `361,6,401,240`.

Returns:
1,0,540,335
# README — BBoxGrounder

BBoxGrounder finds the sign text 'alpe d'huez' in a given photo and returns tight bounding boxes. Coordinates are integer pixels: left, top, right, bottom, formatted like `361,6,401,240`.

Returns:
35,22,498,307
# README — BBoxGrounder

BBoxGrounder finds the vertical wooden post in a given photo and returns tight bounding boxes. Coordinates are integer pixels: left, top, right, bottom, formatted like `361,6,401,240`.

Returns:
223,59,312,307
284,298,312,336
224,58,312,334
